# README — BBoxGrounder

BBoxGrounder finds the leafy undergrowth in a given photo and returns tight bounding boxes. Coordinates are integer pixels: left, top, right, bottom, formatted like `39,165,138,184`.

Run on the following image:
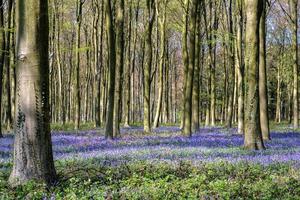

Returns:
0,160,299,200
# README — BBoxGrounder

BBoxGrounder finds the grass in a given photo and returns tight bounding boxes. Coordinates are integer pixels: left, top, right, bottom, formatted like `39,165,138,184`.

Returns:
0,160,299,199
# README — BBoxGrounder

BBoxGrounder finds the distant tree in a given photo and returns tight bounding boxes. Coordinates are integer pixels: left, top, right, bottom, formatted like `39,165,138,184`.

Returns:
9,0,57,185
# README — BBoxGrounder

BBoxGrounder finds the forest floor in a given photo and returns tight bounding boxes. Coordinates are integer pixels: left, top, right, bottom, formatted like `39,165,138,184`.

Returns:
1,125,300,199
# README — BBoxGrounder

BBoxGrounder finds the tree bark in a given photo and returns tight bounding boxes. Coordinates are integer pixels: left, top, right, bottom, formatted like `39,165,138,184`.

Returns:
183,0,198,136
290,0,298,129
244,0,265,150
113,0,125,137
143,0,155,133
9,0,56,186
259,0,270,140
105,0,116,139
153,0,167,129
0,0,5,138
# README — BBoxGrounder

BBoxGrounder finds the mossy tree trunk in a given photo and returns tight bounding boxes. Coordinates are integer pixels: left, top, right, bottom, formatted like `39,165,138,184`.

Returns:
9,0,57,186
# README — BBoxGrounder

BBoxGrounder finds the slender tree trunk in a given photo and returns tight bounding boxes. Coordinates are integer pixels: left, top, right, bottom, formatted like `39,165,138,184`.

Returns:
124,0,133,127
143,0,155,133
4,0,13,130
225,0,235,128
183,0,198,136
105,0,116,139
236,0,244,134
9,0,56,185
153,0,167,129
75,0,84,130
290,0,299,129
275,60,281,123
259,0,270,140
0,0,5,138
244,0,265,150
113,0,125,138
180,0,189,129
192,9,201,132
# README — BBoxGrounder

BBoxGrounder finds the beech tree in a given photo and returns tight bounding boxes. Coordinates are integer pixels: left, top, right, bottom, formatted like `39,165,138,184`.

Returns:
244,0,265,150
0,0,5,138
104,0,116,139
9,0,56,185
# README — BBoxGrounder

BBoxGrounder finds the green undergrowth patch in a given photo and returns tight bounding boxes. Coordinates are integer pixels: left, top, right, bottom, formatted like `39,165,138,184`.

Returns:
0,160,299,200
51,122,97,131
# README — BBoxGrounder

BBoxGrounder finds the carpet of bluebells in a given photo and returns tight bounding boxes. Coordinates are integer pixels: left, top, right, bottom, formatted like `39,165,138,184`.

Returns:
1,126,300,199
1,127,300,166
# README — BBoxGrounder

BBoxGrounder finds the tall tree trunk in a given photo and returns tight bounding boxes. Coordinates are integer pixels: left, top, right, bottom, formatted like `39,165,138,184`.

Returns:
183,0,198,136
9,0,56,185
124,0,133,127
192,9,201,132
259,0,270,140
291,0,298,129
236,0,244,134
0,0,5,138
105,0,116,139
143,0,155,133
153,0,167,129
113,0,125,137
5,0,13,130
244,0,265,150
75,0,84,130
225,0,235,128
180,0,189,129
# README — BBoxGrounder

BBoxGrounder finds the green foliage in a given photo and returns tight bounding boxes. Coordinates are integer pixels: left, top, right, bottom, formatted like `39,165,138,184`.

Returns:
51,122,96,131
1,161,299,199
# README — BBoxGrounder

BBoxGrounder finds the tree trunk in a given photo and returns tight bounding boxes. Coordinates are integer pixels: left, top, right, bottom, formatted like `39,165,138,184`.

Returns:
244,0,265,150
143,0,155,133
9,0,56,186
113,0,125,138
259,0,270,140
183,0,198,136
0,0,5,138
180,0,189,130
105,0,116,139
290,0,298,129
236,0,244,134
153,0,167,129
75,0,84,130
